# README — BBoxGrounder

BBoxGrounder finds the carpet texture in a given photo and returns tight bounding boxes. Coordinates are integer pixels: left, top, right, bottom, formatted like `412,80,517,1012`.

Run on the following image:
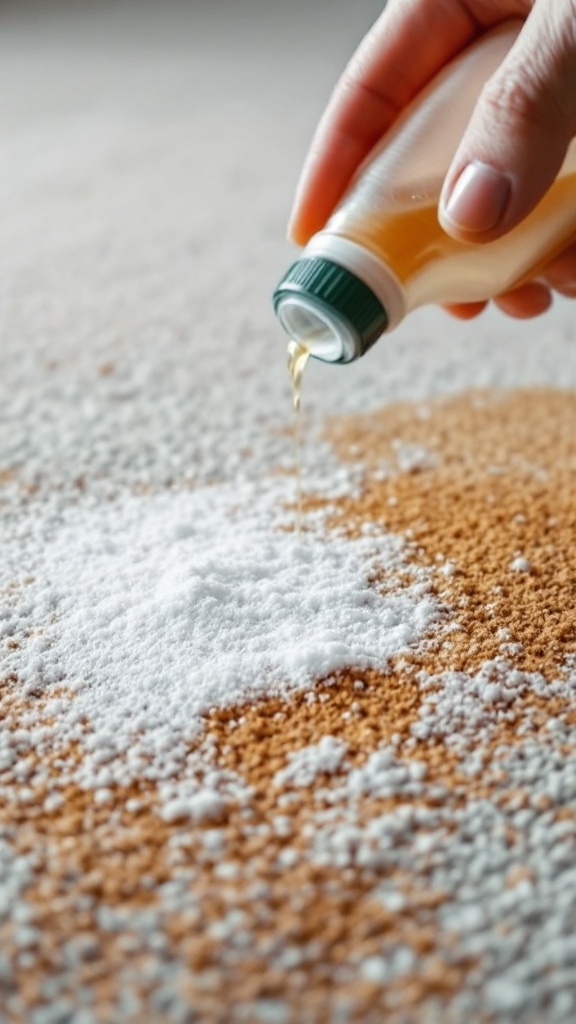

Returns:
2,3,576,1022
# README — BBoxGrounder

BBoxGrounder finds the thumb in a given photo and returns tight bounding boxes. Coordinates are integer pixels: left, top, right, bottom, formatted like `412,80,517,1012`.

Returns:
439,3,576,243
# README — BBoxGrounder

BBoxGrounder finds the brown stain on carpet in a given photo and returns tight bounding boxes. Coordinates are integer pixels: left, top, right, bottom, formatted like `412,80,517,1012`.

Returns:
3,387,576,1022
322,387,576,678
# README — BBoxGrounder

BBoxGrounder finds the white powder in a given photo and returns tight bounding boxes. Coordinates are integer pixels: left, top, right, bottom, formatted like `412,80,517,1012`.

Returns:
273,736,349,789
6,481,439,785
392,439,438,473
3,4,576,1019
509,556,532,573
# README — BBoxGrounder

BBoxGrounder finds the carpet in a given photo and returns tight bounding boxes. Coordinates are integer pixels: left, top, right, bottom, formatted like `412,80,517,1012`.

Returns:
2,3,576,1022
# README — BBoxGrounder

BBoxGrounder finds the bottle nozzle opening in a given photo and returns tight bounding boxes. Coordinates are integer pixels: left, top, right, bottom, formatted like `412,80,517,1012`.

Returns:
272,255,388,364
275,294,358,363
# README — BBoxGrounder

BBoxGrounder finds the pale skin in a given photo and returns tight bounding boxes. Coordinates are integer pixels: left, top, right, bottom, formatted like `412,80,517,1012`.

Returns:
288,0,576,321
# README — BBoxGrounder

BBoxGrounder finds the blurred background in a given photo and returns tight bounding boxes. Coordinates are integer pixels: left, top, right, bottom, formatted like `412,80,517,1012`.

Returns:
1,0,575,498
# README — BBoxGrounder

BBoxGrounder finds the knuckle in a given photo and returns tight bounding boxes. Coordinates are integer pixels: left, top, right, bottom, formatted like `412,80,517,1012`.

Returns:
479,6,576,137
480,70,564,132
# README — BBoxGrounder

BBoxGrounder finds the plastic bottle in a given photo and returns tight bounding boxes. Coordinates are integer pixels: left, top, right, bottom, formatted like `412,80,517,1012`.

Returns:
273,21,576,363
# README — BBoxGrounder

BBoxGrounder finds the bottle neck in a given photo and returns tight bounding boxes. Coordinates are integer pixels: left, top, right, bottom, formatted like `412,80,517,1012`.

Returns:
274,244,393,362
305,232,407,331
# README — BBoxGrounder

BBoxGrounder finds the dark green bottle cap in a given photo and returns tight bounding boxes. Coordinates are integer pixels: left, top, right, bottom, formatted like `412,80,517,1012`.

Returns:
273,256,388,363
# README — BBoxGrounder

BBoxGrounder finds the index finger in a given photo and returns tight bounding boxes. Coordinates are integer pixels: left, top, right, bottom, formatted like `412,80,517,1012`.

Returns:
287,0,492,245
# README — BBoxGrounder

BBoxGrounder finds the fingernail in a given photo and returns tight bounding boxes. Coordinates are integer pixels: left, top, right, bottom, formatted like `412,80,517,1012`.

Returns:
441,161,511,234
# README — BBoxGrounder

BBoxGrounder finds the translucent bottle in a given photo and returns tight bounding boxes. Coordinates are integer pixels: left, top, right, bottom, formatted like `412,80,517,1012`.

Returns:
273,21,576,363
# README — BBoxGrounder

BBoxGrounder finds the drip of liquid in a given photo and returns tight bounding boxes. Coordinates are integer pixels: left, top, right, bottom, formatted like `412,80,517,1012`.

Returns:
287,339,310,534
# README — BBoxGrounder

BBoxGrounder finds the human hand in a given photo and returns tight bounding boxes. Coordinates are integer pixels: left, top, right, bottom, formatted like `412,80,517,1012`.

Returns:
287,0,576,320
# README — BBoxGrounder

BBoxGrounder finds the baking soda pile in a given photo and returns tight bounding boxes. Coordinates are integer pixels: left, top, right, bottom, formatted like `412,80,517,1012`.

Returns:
3,482,438,791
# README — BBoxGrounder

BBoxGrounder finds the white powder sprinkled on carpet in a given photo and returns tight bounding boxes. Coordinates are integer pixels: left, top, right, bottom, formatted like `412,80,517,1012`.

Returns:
4,481,439,786
3,2,576,1021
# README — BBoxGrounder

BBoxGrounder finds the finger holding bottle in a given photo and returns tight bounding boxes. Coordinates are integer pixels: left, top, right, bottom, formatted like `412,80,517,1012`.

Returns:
288,0,531,246
443,0,576,317
439,0,576,244
276,1,576,356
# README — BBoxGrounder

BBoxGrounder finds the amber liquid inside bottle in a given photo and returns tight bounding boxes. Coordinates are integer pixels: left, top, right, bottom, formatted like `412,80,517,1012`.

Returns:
276,26,576,361
336,171,576,308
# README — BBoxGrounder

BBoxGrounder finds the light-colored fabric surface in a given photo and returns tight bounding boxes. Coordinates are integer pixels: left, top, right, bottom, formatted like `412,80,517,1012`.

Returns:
2,3,576,1021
